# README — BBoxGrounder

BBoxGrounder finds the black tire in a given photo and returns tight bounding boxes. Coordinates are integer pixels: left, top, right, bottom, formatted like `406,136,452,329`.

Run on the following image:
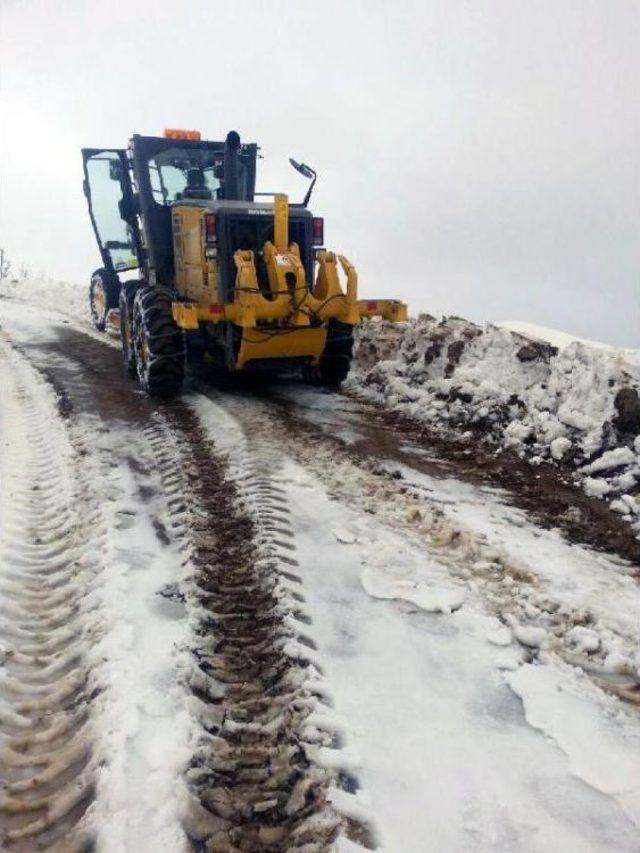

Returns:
132,285,185,398
119,280,140,376
313,320,354,388
89,268,120,331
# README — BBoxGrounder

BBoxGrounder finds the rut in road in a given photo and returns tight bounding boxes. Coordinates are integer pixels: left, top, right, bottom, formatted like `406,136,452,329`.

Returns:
0,344,97,852
145,406,374,851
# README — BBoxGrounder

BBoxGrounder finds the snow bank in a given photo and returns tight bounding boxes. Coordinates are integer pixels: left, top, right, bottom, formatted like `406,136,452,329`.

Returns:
350,316,640,534
0,275,90,322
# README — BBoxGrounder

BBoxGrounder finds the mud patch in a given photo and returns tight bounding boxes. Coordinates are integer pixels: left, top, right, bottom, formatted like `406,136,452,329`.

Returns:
257,384,640,567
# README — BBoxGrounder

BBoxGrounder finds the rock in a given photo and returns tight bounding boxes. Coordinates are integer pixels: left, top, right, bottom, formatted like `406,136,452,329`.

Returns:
444,340,465,377
462,325,483,341
448,388,473,404
423,342,442,365
516,340,559,363
613,387,640,435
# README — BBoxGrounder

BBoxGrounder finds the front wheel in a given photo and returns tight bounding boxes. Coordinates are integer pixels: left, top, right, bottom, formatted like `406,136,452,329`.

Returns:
132,285,185,398
119,280,140,376
89,268,120,331
311,320,354,388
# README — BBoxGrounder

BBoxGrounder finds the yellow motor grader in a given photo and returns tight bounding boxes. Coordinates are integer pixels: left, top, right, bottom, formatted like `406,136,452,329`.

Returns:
82,128,407,396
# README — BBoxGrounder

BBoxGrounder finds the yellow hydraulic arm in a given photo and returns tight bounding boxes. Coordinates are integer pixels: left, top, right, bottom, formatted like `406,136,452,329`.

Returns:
172,193,407,331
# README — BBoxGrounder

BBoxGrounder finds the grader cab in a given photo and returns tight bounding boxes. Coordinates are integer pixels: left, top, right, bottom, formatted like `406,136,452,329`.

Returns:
82,128,407,397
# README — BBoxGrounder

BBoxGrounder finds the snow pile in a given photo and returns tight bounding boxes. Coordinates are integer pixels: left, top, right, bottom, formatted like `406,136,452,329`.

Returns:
350,316,640,532
0,275,90,323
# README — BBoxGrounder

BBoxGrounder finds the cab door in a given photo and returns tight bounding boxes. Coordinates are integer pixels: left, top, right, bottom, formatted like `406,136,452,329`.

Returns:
82,149,141,275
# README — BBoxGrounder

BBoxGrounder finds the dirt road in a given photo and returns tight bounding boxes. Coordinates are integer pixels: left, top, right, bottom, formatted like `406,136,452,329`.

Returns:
1,299,640,852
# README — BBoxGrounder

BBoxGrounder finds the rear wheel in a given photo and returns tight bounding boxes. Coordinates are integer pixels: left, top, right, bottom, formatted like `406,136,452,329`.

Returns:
119,280,140,376
311,320,354,388
89,268,120,331
132,285,185,398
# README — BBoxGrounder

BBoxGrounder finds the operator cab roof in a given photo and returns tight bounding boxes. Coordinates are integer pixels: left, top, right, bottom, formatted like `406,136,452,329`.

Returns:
172,198,313,218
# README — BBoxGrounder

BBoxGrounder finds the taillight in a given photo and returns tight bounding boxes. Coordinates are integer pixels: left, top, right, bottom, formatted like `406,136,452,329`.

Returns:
204,213,217,243
312,217,324,246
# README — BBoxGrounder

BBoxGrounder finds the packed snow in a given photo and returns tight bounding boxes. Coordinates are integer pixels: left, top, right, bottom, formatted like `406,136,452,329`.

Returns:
349,315,640,534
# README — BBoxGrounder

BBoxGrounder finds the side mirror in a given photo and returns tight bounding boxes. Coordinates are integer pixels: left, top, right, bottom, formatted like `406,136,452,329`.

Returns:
289,158,317,207
289,158,315,180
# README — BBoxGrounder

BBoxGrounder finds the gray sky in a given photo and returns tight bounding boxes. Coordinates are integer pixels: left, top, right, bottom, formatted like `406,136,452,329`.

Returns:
1,0,638,346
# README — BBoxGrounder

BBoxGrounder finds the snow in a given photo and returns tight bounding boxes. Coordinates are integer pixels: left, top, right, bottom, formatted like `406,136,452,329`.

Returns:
0,314,196,850
0,275,89,322
581,446,637,474
4,278,640,850
192,389,640,852
567,626,601,654
361,561,466,614
508,664,640,826
509,621,548,649
84,423,195,851
497,320,615,351
350,315,640,535
550,435,572,460
583,477,613,498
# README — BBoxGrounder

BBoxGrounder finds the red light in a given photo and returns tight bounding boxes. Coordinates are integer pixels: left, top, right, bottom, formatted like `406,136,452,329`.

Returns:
204,213,217,243
312,217,324,246
209,304,224,315
367,301,378,312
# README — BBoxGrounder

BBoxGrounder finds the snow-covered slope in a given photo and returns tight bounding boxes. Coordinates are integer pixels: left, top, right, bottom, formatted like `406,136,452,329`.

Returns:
496,320,615,351
0,276,89,322
349,316,640,534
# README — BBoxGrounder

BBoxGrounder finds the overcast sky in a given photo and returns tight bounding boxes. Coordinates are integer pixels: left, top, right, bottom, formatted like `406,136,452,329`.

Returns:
1,0,638,345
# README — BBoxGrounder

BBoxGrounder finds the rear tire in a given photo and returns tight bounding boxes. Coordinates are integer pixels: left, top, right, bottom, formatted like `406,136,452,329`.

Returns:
89,268,120,331
119,280,140,376
132,285,185,398
313,320,354,388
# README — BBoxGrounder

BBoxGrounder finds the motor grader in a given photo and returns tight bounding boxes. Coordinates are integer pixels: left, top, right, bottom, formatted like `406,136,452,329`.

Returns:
82,128,407,396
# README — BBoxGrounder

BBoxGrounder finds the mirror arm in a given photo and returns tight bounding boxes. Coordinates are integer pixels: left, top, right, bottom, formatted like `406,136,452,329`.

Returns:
302,173,317,208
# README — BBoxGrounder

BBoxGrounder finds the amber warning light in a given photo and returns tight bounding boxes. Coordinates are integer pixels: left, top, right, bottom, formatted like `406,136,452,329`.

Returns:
163,128,201,140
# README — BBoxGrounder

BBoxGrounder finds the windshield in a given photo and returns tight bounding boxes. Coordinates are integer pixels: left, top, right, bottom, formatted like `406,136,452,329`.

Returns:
149,146,222,204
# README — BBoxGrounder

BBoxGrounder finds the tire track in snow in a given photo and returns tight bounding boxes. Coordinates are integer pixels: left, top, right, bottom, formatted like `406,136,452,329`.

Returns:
197,387,640,706
144,406,376,850
0,341,96,852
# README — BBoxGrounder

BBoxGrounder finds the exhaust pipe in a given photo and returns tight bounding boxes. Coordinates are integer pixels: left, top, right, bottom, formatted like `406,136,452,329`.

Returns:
223,130,241,199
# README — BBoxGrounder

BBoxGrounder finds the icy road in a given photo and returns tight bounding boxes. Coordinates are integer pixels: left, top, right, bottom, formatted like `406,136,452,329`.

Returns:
1,297,640,852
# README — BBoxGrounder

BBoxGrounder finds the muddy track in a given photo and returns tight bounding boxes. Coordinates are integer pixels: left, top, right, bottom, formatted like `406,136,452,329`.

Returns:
0,317,375,849
0,347,95,851
355,400,640,566
249,384,640,568
144,406,373,851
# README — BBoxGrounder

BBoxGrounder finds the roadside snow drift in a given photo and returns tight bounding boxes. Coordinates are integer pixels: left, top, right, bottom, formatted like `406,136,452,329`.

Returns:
349,316,640,534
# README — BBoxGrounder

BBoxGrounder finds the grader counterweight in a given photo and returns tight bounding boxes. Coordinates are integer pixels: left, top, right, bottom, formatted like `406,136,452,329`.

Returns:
82,128,407,397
